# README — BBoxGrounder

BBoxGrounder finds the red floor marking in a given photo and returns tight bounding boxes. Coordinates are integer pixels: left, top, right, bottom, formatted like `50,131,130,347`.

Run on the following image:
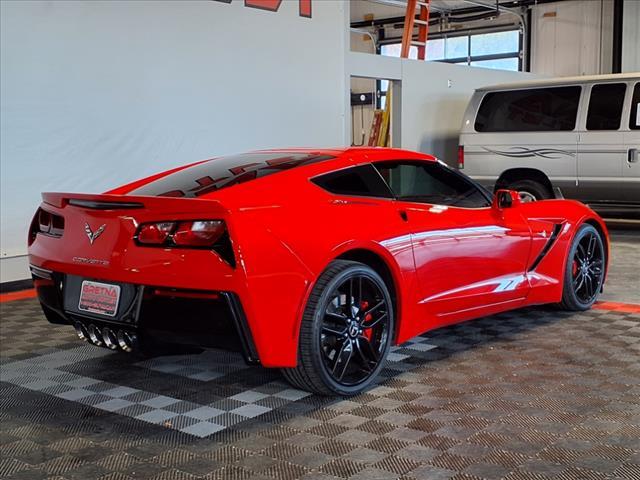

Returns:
0,289,37,303
593,301,640,314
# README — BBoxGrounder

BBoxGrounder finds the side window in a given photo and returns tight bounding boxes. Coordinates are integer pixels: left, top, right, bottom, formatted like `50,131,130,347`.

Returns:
586,83,626,130
475,86,581,132
373,161,491,208
630,83,640,130
311,164,393,198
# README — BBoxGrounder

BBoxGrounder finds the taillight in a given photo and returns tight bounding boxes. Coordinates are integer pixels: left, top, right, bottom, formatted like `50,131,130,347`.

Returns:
173,221,225,247
135,219,234,266
137,222,175,245
38,209,51,233
458,145,464,169
29,208,64,245
136,220,225,247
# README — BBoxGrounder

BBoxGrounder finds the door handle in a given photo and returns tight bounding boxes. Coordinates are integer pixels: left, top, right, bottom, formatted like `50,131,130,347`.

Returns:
629,148,639,164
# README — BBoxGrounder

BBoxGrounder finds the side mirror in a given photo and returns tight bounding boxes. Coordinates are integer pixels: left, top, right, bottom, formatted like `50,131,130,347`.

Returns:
493,189,521,210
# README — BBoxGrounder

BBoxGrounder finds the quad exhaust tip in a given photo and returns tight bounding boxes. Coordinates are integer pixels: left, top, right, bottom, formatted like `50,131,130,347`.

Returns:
117,329,137,352
102,327,118,350
75,322,137,353
74,322,88,341
87,324,103,347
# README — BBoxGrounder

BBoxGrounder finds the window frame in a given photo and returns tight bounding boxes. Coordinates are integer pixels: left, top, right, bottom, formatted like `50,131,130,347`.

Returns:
629,82,640,130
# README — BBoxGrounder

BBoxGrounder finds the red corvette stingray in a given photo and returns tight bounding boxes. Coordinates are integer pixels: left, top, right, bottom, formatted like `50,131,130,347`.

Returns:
28,148,608,395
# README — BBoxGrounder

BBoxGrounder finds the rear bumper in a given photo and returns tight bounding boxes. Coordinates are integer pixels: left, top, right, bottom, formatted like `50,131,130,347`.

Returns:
30,265,260,364
28,197,314,368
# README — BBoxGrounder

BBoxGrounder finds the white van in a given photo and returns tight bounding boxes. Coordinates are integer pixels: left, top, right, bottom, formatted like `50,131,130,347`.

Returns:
459,73,640,216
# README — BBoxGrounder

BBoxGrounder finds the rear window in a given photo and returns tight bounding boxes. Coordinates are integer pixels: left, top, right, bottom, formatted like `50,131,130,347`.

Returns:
129,153,333,197
475,86,581,132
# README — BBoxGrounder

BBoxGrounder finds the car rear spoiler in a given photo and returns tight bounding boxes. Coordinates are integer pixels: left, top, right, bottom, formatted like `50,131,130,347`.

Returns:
41,192,229,216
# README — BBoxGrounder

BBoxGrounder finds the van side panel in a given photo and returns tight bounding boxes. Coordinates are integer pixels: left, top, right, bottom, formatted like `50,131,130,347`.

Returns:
460,75,640,215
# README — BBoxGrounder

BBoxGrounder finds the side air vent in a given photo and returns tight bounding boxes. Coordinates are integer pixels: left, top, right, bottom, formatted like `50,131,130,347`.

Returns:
528,223,562,272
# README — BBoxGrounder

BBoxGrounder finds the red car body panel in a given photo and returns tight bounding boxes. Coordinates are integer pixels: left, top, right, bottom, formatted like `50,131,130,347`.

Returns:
28,148,609,367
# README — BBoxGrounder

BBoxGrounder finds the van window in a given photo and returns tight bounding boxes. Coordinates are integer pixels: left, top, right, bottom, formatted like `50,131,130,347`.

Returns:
586,83,626,130
630,83,640,130
475,86,581,132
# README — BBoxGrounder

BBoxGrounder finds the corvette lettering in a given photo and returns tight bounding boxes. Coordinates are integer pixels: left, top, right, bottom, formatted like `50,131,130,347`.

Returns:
72,257,109,266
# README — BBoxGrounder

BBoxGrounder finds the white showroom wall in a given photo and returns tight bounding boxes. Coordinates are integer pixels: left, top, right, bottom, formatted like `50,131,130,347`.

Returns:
0,0,347,282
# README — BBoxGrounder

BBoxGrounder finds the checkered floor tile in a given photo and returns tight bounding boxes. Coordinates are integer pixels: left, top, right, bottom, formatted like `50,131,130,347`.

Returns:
1,298,639,479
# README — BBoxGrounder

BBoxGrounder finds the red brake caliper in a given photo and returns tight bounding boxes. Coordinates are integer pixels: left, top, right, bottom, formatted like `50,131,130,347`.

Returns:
360,301,373,340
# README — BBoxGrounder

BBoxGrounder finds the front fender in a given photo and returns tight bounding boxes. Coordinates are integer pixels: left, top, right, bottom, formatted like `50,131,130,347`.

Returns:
522,200,609,305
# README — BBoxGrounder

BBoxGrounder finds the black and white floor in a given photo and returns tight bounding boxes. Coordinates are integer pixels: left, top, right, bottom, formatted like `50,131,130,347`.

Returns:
1,228,638,480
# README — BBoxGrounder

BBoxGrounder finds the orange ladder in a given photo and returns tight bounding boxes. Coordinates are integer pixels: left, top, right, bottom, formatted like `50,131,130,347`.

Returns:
367,110,383,146
400,0,431,60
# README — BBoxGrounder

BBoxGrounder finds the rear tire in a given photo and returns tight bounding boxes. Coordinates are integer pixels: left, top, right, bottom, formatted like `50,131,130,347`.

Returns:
560,224,605,311
507,179,551,202
282,260,394,396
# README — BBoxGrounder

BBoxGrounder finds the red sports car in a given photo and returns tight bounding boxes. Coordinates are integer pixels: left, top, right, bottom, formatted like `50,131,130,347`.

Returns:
28,148,608,395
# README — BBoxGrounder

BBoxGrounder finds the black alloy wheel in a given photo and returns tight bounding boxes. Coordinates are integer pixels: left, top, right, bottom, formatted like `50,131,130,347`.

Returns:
571,229,605,303
560,223,605,310
282,260,394,395
319,273,390,386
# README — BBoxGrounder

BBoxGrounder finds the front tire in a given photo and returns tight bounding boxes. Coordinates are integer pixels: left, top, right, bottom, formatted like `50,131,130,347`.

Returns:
282,260,394,396
560,224,605,311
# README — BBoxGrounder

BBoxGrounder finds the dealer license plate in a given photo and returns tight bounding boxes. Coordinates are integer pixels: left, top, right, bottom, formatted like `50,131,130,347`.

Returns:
78,280,121,317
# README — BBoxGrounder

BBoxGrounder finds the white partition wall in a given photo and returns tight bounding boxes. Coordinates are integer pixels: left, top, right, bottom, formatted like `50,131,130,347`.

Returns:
0,0,347,282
